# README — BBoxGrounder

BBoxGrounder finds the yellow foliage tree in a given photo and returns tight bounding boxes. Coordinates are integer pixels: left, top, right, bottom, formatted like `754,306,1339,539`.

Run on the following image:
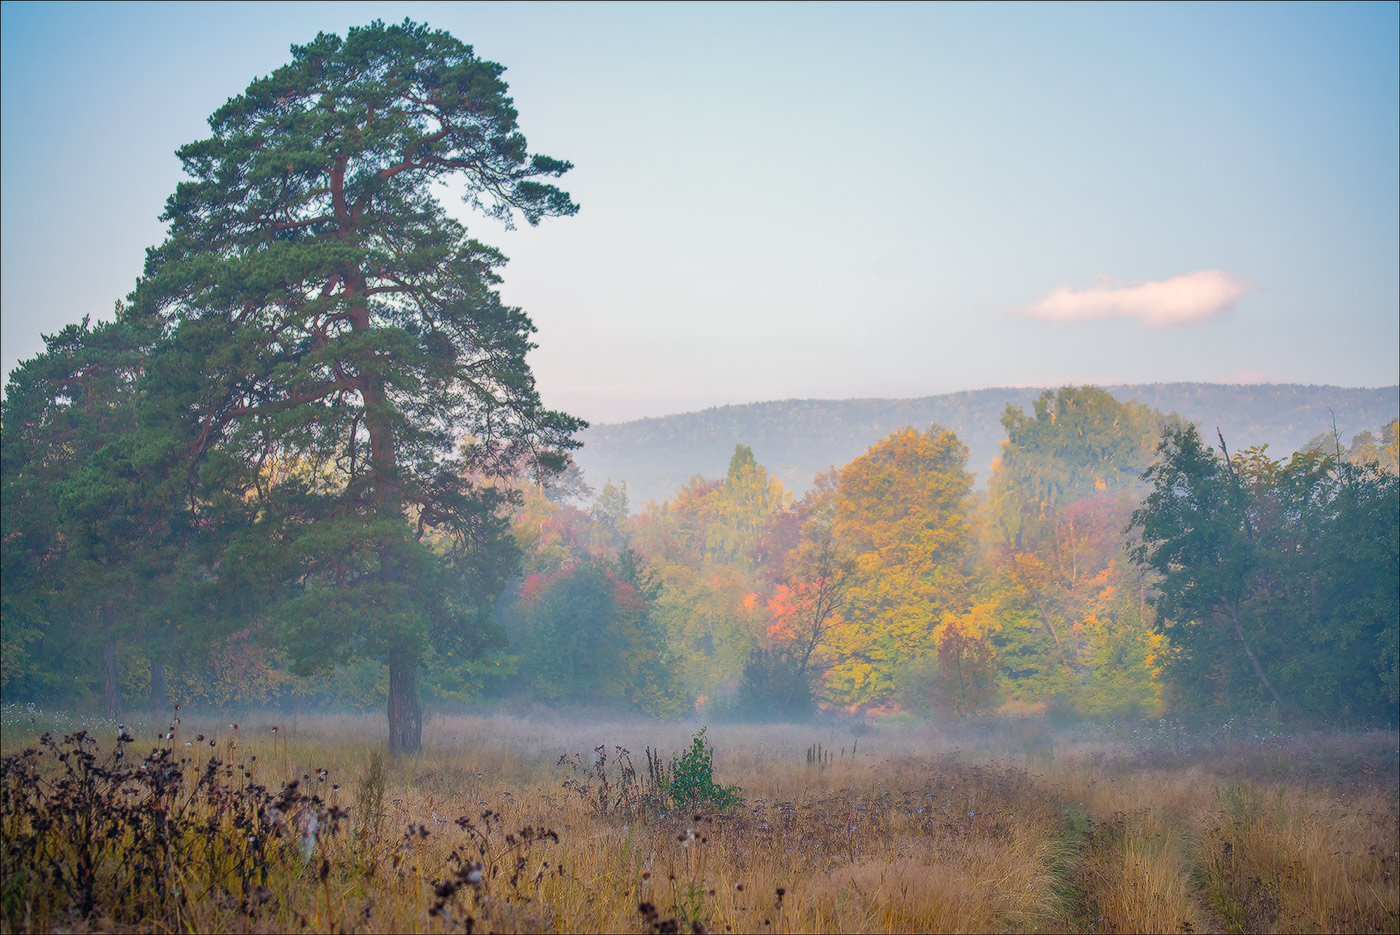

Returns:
823,426,973,709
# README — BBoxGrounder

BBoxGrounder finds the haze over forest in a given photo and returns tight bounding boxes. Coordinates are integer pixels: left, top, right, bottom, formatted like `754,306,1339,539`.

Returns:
574,382,1400,505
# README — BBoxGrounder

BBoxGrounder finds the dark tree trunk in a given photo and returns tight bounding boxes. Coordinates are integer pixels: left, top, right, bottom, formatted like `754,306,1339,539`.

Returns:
387,651,422,756
1226,606,1291,713
101,632,122,722
149,661,168,715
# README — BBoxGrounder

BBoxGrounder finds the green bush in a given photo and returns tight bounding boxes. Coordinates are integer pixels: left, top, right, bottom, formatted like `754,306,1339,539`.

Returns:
647,727,743,811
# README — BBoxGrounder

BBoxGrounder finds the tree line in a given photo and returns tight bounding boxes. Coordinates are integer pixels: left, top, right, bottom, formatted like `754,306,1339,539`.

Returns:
493,390,1397,725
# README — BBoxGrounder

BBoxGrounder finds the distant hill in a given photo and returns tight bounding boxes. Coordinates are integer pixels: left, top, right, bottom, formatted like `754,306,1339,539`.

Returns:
572,383,1400,508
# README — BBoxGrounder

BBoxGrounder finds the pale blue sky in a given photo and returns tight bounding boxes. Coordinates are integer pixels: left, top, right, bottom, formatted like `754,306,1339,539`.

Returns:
2,1,1396,423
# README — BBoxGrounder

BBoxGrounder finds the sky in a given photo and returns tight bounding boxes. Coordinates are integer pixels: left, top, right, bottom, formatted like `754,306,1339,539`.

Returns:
2,1,1397,425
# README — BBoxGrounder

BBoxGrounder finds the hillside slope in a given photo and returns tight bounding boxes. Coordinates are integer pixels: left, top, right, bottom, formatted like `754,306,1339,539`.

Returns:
572,383,1400,507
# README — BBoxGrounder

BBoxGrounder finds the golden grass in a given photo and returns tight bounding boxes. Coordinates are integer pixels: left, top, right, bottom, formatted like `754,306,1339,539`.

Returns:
1,710,1395,934
1027,730,1399,935
1199,779,1400,933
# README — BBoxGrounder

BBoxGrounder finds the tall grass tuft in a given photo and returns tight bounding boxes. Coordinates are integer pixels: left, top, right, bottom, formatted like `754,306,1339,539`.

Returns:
356,747,387,845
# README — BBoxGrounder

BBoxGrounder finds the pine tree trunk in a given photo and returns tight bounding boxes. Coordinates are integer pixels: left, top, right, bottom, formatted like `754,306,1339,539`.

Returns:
387,651,422,756
101,632,122,722
150,661,168,715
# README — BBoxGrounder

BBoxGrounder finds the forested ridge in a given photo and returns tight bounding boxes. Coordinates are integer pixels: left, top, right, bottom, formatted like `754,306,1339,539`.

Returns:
576,383,1400,505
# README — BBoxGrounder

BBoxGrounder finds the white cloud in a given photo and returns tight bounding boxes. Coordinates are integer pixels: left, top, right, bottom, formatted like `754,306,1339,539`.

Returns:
1018,270,1249,327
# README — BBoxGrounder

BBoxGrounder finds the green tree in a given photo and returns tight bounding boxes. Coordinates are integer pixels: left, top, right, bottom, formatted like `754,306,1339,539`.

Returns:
1129,425,1279,712
133,20,581,753
990,386,1162,551
519,554,682,715
1,317,195,716
590,479,631,556
1130,424,1398,721
1304,460,1400,717
521,562,626,702
707,444,791,568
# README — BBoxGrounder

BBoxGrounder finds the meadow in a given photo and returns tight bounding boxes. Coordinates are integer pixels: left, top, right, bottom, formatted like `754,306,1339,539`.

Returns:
2,705,1396,934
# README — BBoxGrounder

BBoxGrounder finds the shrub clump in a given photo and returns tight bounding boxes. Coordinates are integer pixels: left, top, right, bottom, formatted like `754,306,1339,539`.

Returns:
561,727,744,819
648,727,743,812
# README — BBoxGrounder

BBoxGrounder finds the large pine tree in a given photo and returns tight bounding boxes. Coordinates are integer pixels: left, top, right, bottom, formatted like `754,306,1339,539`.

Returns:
134,19,582,753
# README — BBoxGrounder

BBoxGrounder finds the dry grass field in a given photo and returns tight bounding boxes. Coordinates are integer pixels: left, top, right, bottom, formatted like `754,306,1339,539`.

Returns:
2,706,1396,934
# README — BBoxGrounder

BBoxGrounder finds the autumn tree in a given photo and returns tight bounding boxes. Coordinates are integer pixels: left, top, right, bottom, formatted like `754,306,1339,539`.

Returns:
707,444,791,568
929,624,1000,718
983,387,1167,714
1301,420,1400,474
824,426,973,709
989,386,1162,552
1338,417,1394,470
738,473,853,719
1384,419,1400,474
132,20,581,753
627,447,790,709
511,481,593,577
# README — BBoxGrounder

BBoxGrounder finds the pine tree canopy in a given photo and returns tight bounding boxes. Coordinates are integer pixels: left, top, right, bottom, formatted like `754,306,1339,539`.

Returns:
130,19,583,752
